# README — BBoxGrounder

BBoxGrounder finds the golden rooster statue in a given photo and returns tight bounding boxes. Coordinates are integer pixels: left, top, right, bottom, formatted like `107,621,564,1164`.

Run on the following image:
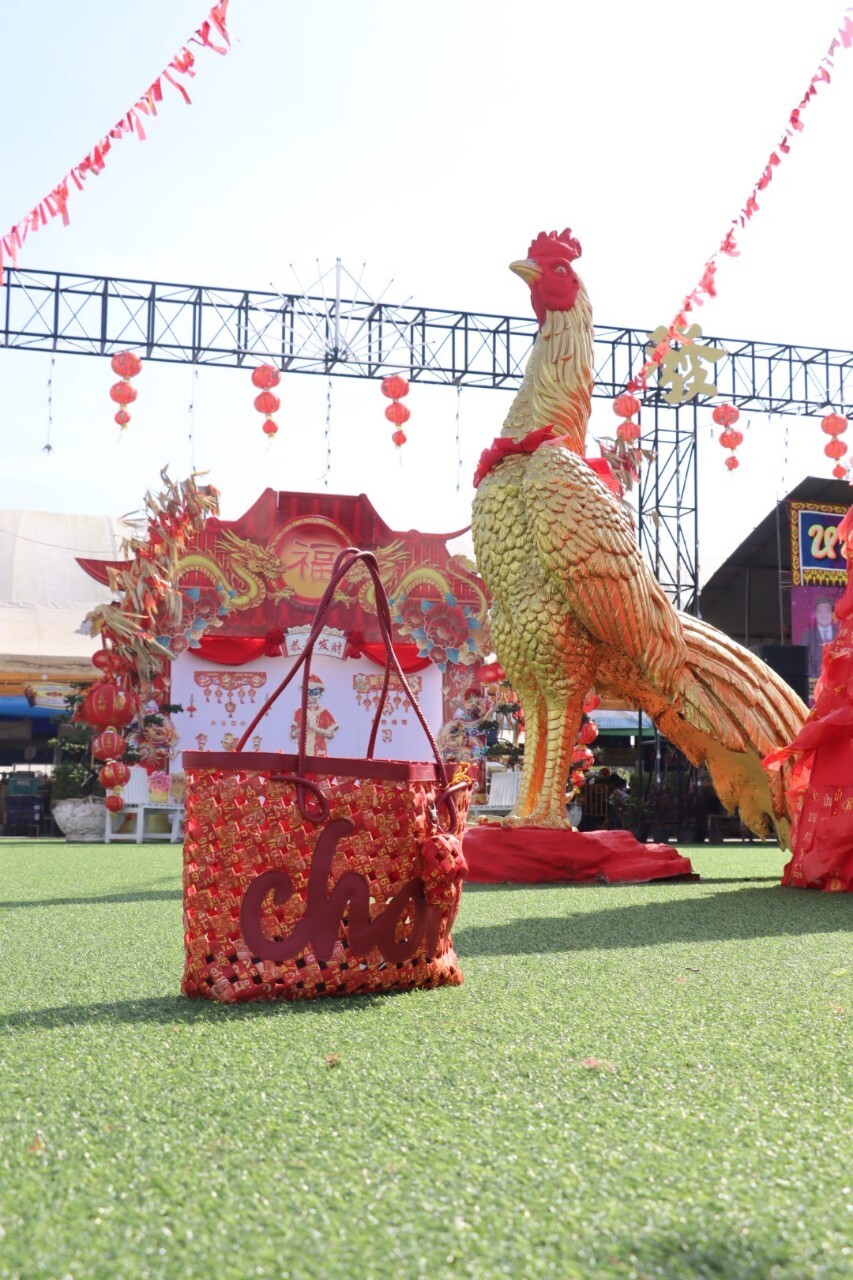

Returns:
471,229,807,845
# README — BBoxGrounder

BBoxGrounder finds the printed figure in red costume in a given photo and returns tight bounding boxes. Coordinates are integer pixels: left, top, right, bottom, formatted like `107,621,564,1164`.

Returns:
289,673,339,757
765,505,853,891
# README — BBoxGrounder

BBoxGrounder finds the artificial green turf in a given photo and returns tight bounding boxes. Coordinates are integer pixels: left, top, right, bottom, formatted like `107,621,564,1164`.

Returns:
0,840,850,1280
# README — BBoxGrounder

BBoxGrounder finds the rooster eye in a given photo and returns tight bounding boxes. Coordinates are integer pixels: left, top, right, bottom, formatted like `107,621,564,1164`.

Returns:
553,265,568,276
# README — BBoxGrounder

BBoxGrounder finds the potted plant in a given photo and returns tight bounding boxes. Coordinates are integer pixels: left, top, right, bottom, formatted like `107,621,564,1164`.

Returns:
49,712,110,841
49,747,108,839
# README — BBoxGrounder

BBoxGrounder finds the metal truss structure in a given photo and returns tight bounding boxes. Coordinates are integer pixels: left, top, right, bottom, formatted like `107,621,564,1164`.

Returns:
3,265,852,607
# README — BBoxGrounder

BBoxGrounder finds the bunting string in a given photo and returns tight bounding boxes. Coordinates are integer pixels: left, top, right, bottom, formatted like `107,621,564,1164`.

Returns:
627,5,853,394
0,2,231,285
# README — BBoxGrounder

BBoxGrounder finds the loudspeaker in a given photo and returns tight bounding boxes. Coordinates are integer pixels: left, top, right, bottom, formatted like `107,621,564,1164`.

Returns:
756,644,809,704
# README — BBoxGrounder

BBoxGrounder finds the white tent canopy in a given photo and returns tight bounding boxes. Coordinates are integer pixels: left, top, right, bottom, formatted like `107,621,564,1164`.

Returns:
0,509,129,682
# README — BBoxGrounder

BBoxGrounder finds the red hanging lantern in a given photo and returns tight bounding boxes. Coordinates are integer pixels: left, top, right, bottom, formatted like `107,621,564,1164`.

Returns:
714,404,743,470
381,375,411,449
110,381,137,407
816,412,848,474
381,375,409,401
613,393,640,419
92,729,127,761
109,352,142,430
820,412,847,437
579,721,598,745
80,681,134,730
385,402,411,426
252,373,282,438
824,437,848,460
570,769,586,787
251,364,281,390
719,428,744,450
253,391,280,415
613,393,640,444
92,648,121,673
99,760,132,790
105,794,125,814
582,692,600,713
111,351,142,379
712,404,740,428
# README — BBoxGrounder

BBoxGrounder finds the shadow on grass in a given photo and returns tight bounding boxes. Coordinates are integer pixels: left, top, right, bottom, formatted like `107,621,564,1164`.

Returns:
1,889,181,909
454,884,849,955
0,989,399,1031
623,1229,797,1280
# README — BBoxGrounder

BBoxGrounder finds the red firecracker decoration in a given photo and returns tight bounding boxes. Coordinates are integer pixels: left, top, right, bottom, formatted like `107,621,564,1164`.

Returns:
252,365,281,437
381,375,410,448
110,351,142,430
713,404,743,470
821,412,848,478
613,392,641,443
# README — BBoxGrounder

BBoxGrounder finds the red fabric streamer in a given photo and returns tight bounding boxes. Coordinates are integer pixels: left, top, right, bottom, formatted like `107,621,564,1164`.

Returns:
0,2,232,284
625,6,853,395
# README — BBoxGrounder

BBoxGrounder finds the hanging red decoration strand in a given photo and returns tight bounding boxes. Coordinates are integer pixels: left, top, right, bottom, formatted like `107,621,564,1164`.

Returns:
381,374,410,449
612,392,641,442
821,411,849,477
251,364,281,437
713,403,743,470
0,2,232,285
622,8,853,399
109,351,142,429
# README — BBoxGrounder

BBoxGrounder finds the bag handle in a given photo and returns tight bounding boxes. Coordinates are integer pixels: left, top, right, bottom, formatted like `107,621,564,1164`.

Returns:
234,549,453,820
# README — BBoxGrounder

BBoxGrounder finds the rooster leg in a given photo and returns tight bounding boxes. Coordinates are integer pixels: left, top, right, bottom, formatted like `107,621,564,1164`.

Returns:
507,677,546,819
488,606,546,819
525,640,599,829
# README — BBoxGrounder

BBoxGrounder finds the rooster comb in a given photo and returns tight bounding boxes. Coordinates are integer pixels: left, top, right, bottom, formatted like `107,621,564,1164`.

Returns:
528,228,582,262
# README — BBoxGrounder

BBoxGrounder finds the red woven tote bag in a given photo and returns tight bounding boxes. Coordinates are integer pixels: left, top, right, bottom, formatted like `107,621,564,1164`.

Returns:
181,548,472,1002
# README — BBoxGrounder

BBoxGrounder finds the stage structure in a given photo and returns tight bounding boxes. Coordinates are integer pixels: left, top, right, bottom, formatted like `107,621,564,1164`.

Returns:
3,264,853,609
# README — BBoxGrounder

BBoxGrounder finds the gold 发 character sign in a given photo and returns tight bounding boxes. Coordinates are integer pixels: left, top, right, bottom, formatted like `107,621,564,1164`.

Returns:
646,323,726,405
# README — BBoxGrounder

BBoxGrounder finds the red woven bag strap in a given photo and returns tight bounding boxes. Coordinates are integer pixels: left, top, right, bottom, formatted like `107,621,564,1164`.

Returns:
234,548,449,792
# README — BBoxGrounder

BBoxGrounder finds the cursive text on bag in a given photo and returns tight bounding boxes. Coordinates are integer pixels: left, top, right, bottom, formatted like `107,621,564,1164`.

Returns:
240,818,443,964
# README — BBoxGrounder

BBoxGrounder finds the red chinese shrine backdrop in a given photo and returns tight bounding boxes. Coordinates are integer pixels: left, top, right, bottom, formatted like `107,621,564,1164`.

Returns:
78,489,490,766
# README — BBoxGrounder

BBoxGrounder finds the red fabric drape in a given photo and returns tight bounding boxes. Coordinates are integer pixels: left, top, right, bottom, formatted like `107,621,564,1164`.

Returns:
355,642,432,673
192,636,275,665
463,826,694,884
190,633,433,672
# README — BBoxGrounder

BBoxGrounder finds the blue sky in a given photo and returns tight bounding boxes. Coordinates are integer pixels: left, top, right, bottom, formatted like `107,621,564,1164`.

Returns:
1,0,851,578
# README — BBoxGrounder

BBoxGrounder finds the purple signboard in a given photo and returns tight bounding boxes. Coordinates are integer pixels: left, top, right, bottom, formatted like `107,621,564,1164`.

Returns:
789,502,849,586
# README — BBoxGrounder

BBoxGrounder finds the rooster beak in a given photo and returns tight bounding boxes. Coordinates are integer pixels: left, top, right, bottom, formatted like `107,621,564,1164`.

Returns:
510,258,542,284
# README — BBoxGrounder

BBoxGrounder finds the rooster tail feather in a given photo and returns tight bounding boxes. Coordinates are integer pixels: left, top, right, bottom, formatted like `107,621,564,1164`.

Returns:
635,614,807,848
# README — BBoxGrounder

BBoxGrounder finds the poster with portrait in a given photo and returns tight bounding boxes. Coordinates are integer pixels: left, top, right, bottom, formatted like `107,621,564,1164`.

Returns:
791,585,845,700
789,501,848,702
